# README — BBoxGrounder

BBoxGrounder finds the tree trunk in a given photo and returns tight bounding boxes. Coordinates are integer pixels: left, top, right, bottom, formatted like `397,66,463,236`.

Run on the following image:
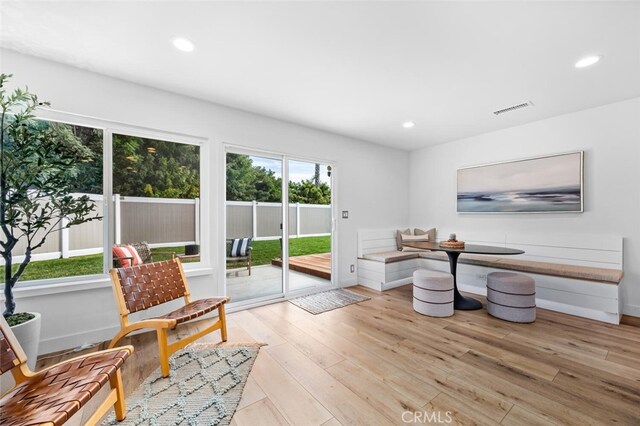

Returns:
2,251,15,316
314,163,320,186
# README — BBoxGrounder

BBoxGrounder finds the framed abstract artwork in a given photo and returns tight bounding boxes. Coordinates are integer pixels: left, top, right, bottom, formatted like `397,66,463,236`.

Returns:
457,151,584,213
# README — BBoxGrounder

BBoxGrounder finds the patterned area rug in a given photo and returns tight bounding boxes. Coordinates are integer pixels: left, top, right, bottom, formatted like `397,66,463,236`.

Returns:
103,343,264,426
289,289,371,314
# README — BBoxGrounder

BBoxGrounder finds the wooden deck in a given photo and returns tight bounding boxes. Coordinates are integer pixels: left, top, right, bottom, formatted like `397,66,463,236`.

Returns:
271,253,331,280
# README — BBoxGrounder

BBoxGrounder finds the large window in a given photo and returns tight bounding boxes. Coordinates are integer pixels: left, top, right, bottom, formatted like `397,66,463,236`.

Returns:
1,117,202,285
1,121,104,283
112,134,201,262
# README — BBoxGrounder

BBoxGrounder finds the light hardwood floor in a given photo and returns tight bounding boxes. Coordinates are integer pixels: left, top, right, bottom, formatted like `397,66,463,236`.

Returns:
37,285,640,425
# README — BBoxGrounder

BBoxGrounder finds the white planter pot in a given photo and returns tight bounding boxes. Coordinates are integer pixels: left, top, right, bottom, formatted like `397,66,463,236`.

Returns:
10,312,42,371
1,312,41,395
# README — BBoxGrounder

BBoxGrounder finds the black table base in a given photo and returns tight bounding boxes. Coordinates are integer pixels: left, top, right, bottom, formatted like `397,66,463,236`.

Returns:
447,252,483,310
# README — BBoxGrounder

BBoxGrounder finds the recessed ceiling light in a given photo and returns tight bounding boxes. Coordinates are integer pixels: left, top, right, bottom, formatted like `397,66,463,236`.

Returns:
173,37,195,52
575,55,602,68
402,121,415,129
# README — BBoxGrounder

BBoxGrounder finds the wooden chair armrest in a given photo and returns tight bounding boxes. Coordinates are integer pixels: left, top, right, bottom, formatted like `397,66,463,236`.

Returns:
178,254,200,260
126,318,177,330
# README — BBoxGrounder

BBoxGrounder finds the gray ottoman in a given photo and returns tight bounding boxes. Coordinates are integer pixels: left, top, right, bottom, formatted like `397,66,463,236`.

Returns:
487,272,536,323
413,269,454,317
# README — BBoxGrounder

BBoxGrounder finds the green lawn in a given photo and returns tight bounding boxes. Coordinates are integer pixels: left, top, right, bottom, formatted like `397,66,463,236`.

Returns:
228,236,330,268
1,236,330,282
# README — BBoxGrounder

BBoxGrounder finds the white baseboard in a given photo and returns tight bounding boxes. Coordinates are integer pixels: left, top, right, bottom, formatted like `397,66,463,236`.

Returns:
537,299,620,324
623,303,640,317
339,278,358,287
382,277,413,291
39,324,120,355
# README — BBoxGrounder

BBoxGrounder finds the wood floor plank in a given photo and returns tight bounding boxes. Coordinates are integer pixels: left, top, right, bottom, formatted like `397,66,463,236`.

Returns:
249,306,345,368
230,310,287,347
326,359,425,423
606,350,640,369
508,331,640,382
232,398,290,426
507,330,608,362
267,343,394,426
250,350,333,426
552,368,640,417
382,370,441,407
442,324,560,381
320,418,343,426
449,322,640,385
443,374,513,422
290,317,406,380
225,317,260,343
236,376,266,411
264,300,317,323
500,405,555,426
459,350,638,424
450,363,600,426
424,392,501,426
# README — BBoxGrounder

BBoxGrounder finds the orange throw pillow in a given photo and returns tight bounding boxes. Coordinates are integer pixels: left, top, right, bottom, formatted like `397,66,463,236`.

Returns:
112,245,143,267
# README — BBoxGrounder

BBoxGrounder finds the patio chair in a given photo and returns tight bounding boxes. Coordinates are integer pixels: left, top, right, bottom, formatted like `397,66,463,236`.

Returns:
0,315,133,425
108,258,229,377
112,241,175,267
226,237,252,275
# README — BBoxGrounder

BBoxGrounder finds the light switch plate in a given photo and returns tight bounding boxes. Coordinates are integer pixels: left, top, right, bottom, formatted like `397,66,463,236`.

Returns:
342,211,349,219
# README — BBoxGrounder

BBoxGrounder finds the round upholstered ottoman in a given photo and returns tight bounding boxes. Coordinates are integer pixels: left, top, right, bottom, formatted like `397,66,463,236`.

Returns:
487,272,536,323
413,269,454,317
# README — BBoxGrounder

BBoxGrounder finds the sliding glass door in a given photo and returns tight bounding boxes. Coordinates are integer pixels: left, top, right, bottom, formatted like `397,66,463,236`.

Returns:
226,152,284,302
225,149,334,303
287,160,333,292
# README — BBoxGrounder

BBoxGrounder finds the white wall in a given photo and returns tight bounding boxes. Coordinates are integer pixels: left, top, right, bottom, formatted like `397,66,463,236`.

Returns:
408,97,640,316
1,49,410,353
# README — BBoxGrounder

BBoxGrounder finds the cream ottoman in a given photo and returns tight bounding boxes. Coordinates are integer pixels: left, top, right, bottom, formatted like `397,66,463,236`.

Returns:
487,272,536,323
413,269,454,317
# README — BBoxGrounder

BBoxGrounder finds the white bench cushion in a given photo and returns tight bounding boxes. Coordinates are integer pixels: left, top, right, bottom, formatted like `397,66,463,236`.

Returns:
362,251,419,263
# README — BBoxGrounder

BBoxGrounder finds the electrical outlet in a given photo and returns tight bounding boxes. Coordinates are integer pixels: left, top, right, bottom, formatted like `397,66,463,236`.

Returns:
477,274,487,280
342,210,349,219
350,264,355,273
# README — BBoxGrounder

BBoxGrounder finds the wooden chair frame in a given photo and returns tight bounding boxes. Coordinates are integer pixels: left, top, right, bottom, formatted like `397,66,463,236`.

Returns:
108,258,228,377
0,316,133,425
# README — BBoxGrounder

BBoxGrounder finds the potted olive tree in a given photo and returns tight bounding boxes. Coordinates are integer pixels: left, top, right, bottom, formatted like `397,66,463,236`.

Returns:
1,73,100,366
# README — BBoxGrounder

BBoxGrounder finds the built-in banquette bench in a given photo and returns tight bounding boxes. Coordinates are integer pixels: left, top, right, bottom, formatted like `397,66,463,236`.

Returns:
357,229,624,324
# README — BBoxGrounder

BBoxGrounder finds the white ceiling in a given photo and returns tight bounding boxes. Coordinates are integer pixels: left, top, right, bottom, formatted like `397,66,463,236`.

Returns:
1,1,639,150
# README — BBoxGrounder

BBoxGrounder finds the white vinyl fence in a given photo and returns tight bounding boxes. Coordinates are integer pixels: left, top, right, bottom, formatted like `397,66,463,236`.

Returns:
3,197,330,265
3,194,198,265
226,201,331,240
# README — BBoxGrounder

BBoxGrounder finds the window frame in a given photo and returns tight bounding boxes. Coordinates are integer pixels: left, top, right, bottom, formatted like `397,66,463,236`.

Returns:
2,108,209,289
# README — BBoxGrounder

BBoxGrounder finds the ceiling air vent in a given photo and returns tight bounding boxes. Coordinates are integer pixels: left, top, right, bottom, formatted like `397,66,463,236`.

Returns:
493,101,534,116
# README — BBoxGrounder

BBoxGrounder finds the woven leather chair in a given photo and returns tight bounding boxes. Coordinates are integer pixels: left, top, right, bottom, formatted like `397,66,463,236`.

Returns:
0,316,133,426
226,238,252,275
108,258,229,377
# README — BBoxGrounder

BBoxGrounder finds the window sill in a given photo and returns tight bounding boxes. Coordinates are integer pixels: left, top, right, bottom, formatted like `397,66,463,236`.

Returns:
6,266,215,299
